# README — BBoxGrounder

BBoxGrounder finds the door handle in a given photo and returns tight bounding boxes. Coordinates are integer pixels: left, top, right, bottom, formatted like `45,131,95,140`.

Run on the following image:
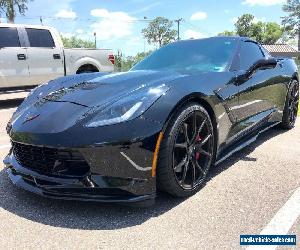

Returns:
53,54,61,59
17,54,26,60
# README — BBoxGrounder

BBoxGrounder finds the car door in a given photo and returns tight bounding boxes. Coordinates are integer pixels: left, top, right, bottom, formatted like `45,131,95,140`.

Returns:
24,28,64,85
0,27,30,88
234,41,279,124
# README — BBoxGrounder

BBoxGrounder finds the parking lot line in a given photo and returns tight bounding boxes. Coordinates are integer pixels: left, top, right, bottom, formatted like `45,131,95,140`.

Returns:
247,186,300,250
0,144,10,149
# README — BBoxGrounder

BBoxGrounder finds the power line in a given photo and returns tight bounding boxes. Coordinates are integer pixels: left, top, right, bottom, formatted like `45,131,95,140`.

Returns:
184,21,209,34
17,15,155,24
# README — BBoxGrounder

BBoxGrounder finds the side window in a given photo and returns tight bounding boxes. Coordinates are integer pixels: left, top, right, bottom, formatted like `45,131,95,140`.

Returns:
0,27,20,47
25,28,55,48
239,41,264,70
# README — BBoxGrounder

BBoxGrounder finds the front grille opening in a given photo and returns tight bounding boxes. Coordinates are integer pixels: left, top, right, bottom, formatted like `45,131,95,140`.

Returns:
12,142,90,177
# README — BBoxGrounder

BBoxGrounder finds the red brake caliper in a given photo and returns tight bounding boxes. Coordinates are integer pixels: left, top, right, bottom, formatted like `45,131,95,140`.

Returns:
195,134,201,160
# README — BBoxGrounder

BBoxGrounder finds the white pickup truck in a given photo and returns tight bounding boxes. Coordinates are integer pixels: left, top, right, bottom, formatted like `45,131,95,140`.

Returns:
0,24,115,89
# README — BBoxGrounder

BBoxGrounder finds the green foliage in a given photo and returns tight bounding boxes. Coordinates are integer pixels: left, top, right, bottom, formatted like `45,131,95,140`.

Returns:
115,50,153,72
235,14,283,44
121,56,135,72
218,30,236,36
282,0,300,33
0,0,31,23
282,0,300,51
114,50,134,72
251,21,265,42
114,50,123,71
135,51,152,63
219,14,284,44
61,35,95,49
235,14,255,37
142,17,177,47
263,22,284,44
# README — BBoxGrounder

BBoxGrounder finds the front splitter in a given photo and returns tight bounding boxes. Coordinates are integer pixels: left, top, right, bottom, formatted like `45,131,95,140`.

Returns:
4,155,156,206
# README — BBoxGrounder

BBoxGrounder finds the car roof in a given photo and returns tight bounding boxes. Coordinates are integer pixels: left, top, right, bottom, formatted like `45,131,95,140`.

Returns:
178,36,257,44
0,23,53,30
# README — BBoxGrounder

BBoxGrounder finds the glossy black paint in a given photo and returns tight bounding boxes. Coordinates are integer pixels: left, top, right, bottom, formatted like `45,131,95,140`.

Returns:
3,37,298,204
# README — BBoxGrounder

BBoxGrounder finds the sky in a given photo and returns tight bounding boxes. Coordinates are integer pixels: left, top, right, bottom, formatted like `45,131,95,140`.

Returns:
0,0,287,55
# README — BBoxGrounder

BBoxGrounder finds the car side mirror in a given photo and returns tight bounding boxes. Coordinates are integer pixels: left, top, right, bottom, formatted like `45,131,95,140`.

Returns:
235,58,277,84
250,58,277,72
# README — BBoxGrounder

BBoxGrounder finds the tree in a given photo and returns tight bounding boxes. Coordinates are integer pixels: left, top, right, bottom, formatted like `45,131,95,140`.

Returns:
249,21,283,44
142,17,177,47
263,22,284,44
115,50,153,72
114,50,123,72
282,0,300,52
0,0,31,23
233,14,283,44
235,14,255,37
218,30,236,36
134,51,152,63
251,21,265,43
61,35,95,49
252,22,283,44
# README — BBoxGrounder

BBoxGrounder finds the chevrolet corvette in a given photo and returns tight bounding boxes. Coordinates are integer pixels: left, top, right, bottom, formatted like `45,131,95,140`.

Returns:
4,37,299,206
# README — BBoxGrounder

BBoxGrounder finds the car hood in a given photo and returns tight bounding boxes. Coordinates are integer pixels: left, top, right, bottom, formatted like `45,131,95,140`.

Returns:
9,70,232,136
9,70,186,134
26,70,186,108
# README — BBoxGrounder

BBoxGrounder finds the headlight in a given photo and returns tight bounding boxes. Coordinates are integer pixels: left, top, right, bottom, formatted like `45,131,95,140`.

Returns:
86,84,169,127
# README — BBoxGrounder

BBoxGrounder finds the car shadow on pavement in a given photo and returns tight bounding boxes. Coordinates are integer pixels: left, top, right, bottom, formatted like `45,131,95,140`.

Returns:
208,127,286,180
0,127,287,231
0,99,24,109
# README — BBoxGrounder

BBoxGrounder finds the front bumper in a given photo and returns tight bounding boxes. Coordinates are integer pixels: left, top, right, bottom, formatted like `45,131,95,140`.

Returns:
4,154,156,205
6,105,164,205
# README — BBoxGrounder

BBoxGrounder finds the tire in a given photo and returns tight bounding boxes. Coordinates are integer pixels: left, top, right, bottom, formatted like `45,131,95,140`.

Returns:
280,79,299,130
157,103,215,197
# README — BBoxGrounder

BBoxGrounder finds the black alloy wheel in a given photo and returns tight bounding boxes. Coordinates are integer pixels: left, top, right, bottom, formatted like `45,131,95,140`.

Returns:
173,110,213,190
157,103,215,197
288,81,299,126
281,80,299,129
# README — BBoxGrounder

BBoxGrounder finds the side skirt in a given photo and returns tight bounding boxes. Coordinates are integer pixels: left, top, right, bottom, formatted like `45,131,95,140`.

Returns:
214,121,281,166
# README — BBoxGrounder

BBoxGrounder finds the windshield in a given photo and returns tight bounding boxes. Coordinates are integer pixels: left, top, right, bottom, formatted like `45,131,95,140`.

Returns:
132,37,238,73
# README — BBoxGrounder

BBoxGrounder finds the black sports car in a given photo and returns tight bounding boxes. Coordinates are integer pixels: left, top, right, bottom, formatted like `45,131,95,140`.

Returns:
4,37,299,206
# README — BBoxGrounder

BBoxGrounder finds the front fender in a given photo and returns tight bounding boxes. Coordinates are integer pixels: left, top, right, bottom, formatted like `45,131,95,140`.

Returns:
143,73,235,150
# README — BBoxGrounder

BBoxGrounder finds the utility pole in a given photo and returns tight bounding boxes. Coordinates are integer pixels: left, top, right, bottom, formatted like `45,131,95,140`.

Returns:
143,16,148,53
174,18,183,40
94,32,97,48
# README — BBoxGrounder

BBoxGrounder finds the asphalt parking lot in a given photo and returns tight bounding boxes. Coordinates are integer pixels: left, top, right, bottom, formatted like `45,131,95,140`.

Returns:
0,91,299,250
